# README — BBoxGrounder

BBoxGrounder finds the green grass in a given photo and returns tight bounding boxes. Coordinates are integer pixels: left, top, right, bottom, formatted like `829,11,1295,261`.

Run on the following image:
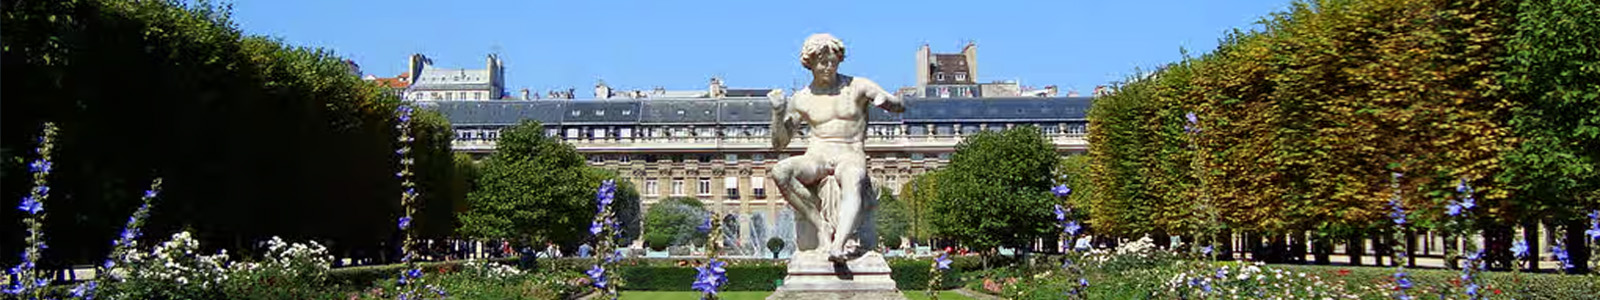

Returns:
902,290,977,300
619,291,771,300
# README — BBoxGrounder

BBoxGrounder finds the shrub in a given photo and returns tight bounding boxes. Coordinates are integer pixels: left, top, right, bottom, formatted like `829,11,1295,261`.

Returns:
887,258,964,290
646,232,672,251
766,237,785,259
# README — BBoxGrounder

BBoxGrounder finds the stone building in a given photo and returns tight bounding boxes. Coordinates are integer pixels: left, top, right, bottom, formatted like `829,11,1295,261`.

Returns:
426,94,1092,250
402,53,506,101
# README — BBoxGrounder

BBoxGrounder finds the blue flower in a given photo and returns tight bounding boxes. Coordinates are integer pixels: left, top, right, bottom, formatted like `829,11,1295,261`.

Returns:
1063,221,1081,236
587,265,608,289
397,105,414,123
1460,197,1475,210
1445,203,1462,217
1587,226,1600,242
1552,244,1573,269
1456,179,1470,193
1185,112,1198,125
35,186,49,196
609,249,625,263
1395,273,1412,289
1215,268,1226,279
1078,278,1089,287
935,254,953,270
1389,210,1408,225
70,281,97,299
407,268,422,279
398,216,412,230
1052,205,1067,222
1465,283,1479,296
102,260,115,270
590,221,604,236
597,179,617,209
1051,185,1072,197
696,218,712,234
143,189,158,199
29,160,51,173
1511,240,1529,258
1201,246,1213,256
18,196,42,215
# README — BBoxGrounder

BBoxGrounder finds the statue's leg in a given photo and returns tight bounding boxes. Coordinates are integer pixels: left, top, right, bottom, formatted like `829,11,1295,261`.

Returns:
827,160,870,260
770,155,832,249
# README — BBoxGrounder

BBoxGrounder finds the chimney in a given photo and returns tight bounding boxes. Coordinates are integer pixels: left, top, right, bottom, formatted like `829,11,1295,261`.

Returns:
915,44,931,88
595,80,612,99
521,88,531,100
406,54,432,85
961,42,978,83
709,77,726,99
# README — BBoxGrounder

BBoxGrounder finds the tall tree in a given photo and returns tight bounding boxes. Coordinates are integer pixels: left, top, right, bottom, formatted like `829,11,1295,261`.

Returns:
928,126,1058,252
456,120,635,249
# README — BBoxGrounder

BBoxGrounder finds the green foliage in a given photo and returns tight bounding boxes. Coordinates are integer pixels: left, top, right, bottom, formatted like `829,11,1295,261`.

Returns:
616,263,784,291
643,197,710,246
875,187,910,250
1497,0,1600,222
765,237,785,258
900,170,941,243
1,0,461,263
457,120,640,247
646,232,673,251
927,126,1059,251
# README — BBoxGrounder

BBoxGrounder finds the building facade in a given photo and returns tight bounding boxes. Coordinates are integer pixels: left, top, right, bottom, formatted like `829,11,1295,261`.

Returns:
402,53,506,101
427,95,1092,237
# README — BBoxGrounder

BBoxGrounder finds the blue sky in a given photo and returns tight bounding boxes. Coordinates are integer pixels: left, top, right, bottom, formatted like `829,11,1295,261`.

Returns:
232,0,1289,96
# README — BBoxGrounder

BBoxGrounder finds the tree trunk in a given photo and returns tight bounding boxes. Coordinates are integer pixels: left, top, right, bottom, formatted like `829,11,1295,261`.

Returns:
1486,225,1513,271
1406,231,1418,267
1313,234,1332,265
1347,233,1364,266
1372,232,1389,266
1220,229,1235,261
1246,232,1264,262
1564,219,1592,274
1523,220,1540,272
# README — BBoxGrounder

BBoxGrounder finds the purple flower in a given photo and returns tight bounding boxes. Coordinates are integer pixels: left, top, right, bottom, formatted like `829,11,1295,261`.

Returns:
1456,179,1470,193
397,105,414,123
1201,246,1213,256
1052,185,1072,197
1185,112,1198,125
597,179,617,209
1078,278,1089,287
1395,272,1412,289
1445,203,1462,217
143,189,158,199
590,221,604,236
70,281,97,299
1460,197,1476,210
697,218,712,234
29,160,51,174
1552,244,1573,269
1465,283,1479,296
1389,210,1408,225
398,216,412,230
1511,240,1529,258
18,196,42,214
935,254,953,270
35,186,49,196
1052,205,1067,222
587,265,608,289
1063,221,1081,236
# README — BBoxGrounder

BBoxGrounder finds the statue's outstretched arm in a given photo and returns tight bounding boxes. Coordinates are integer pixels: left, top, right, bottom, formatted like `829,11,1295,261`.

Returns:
769,89,800,150
857,78,904,113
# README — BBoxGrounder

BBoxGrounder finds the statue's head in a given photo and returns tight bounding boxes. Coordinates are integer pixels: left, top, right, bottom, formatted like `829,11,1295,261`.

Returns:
801,33,846,77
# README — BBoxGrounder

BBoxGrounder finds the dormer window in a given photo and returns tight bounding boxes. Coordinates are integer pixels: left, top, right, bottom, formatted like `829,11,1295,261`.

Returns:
956,73,966,81
571,110,582,116
596,110,606,116
936,73,945,81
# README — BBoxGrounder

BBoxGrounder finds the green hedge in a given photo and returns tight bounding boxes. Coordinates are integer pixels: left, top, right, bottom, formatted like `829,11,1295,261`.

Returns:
1273,265,1600,300
887,258,963,290
326,258,519,288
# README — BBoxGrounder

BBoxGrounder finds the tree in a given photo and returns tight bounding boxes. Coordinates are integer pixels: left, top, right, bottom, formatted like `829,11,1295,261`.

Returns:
457,120,608,249
927,126,1058,253
643,197,710,246
875,187,910,250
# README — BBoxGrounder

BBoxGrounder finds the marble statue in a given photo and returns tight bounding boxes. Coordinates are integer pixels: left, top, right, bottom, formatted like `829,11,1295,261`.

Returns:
768,33,905,263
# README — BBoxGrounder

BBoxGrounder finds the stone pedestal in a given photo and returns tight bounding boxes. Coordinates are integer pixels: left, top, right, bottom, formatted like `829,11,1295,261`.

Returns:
768,251,906,300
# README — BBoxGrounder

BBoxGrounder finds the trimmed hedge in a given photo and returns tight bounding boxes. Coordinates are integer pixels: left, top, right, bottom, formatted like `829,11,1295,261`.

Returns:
326,258,519,288
1273,265,1600,300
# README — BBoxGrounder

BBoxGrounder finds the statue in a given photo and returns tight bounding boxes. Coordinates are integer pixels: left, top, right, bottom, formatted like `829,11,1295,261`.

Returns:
768,33,904,263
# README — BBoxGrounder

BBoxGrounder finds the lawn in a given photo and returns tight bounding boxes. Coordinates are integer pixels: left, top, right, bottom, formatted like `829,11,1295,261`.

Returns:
618,290,974,300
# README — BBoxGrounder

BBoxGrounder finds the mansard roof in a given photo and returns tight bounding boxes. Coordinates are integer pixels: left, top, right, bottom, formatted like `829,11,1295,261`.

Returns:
426,96,1092,127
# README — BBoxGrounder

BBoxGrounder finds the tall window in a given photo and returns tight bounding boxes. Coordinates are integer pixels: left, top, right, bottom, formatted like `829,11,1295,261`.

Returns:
671,179,685,196
726,154,739,164
566,128,580,139
644,179,659,196
698,178,712,196
753,154,765,164
619,155,631,164
724,177,740,199
752,177,767,198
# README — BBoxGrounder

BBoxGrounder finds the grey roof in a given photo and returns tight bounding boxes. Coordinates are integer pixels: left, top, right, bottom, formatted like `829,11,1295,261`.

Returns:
427,96,1092,127
409,83,495,91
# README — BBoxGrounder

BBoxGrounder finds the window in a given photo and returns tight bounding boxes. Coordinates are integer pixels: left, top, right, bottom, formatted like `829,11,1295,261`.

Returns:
589,155,603,164
956,73,966,81
622,110,632,116
697,155,712,163
724,177,739,199
938,153,952,160
644,179,659,196
566,128,580,138
753,154,765,163
936,73,945,81
445,92,454,100
911,153,925,161
671,179,685,196
619,128,633,138
698,178,712,196
595,110,606,116
620,155,631,164
752,177,767,198
571,110,582,116
726,154,739,164
592,128,606,139
644,155,658,163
